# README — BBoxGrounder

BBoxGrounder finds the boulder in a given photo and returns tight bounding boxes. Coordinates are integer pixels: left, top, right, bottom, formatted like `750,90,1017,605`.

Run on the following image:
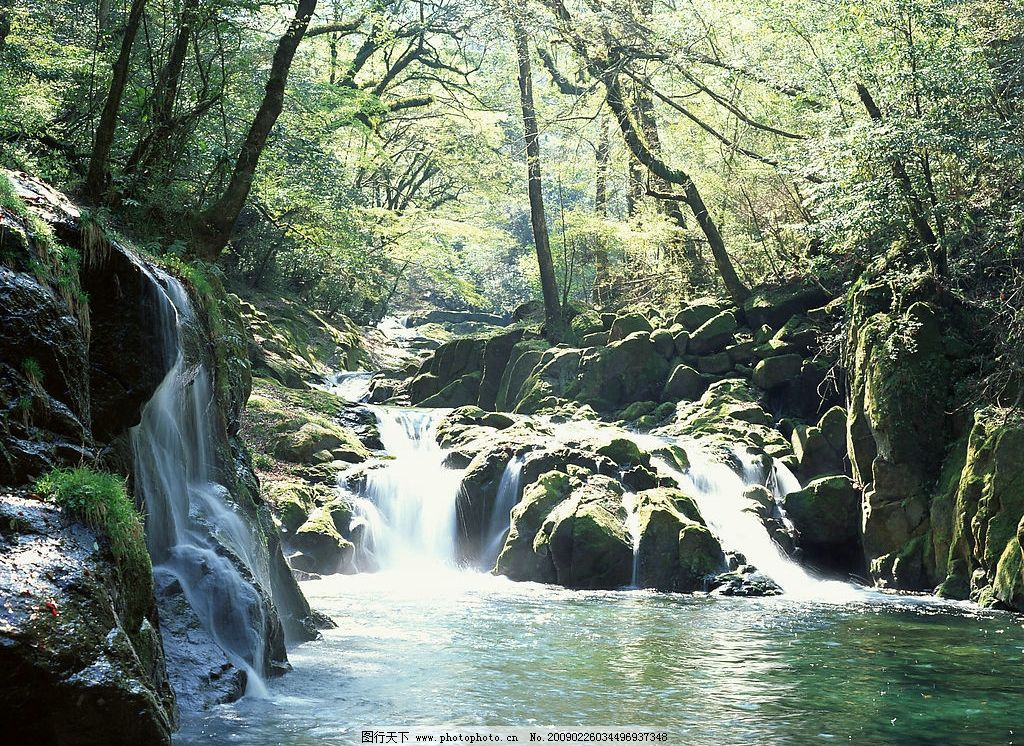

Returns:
291,501,356,574
790,424,843,479
650,328,676,359
418,371,482,408
661,364,707,402
742,281,828,330
672,330,690,356
782,476,861,571
536,476,632,589
687,310,738,355
582,331,609,347
751,353,803,390
275,421,369,464
696,352,733,375
675,299,725,331
477,328,527,410
608,312,654,342
633,488,724,591
0,494,175,745
495,471,572,582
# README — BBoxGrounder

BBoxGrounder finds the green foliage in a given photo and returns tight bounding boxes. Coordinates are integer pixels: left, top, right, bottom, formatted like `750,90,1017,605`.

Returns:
21,357,42,387
36,467,151,589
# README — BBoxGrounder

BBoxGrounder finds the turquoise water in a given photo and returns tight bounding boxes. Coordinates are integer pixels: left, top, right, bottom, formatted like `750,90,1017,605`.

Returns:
175,571,1024,745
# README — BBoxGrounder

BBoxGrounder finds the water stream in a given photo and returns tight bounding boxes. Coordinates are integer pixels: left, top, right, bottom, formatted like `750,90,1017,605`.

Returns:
174,396,1024,743
131,271,273,694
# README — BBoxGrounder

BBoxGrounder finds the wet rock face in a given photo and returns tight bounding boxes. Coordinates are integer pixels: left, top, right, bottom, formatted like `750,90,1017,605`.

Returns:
0,266,92,483
0,492,174,746
81,245,170,442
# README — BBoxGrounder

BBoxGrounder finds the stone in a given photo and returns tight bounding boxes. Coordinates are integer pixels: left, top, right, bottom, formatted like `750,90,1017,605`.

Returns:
672,330,690,356
292,502,356,575
818,406,848,455
275,421,369,464
696,352,733,375
661,364,707,402
495,471,572,583
687,310,738,355
418,371,482,408
478,328,526,410
650,328,676,358
675,299,725,331
582,331,609,347
633,488,724,592
608,312,654,342
782,476,861,570
751,353,803,390
742,281,828,330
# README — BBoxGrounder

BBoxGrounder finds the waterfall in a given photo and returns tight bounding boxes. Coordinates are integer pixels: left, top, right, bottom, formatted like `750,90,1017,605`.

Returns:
352,407,462,569
130,270,272,696
481,454,525,569
653,444,857,600
323,371,374,402
622,492,641,589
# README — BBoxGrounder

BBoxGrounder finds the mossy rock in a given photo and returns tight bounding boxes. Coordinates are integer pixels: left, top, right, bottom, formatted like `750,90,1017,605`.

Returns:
752,353,803,390
292,501,356,574
782,475,860,548
742,280,827,330
595,436,647,467
687,310,738,355
275,421,369,464
674,299,725,331
662,364,706,402
608,312,654,343
633,488,723,591
495,471,572,582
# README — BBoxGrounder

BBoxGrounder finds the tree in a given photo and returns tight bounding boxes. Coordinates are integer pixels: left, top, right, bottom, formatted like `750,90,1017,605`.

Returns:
194,0,318,261
510,0,562,339
84,0,148,199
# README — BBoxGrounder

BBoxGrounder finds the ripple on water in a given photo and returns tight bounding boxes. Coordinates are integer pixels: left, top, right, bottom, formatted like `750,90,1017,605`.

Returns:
175,572,1024,746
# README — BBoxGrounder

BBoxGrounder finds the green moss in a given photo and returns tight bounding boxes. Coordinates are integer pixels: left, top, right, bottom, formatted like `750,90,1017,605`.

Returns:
36,467,152,626
0,174,90,331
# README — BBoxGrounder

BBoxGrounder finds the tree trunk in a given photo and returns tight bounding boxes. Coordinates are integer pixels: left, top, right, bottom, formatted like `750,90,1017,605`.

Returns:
604,74,750,304
595,122,609,218
195,0,317,261
124,0,198,181
0,0,13,50
510,0,562,340
84,0,148,199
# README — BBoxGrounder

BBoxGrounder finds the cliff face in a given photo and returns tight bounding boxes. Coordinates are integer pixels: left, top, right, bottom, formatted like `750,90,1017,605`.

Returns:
0,172,317,742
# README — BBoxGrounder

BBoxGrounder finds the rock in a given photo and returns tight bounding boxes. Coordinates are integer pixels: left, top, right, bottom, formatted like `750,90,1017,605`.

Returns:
818,406,848,455
569,332,672,411
512,299,544,322
618,400,658,421
275,421,369,464
726,340,756,364
264,480,334,534
478,328,527,410
696,352,733,375
661,364,706,402
291,501,356,575
751,353,803,390
633,488,724,591
790,423,843,479
672,330,690,355
710,567,783,596
569,310,604,341
408,336,486,403
582,331,609,347
675,299,725,331
537,476,632,589
782,476,861,571
0,494,175,745
687,310,738,355
595,437,646,467
650,328,675,358
608,312,654,342
418,371,482,408
742,280,828,330
495,340,548,411
495,471,572,582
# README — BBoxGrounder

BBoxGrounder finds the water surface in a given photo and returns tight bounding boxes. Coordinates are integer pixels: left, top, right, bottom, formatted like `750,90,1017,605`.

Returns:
176,571,1024,745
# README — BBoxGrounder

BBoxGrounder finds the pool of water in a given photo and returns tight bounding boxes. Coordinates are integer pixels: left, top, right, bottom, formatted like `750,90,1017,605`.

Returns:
174,570,1024,745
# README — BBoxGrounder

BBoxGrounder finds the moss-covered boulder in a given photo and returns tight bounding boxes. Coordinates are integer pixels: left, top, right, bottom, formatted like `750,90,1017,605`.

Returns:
608,312,654,342
751,353,803,390
696,352,733,375
264,480,335,534
782,476,860,569
650,328,676,358
275,421,369,464
418,371,482,408
687,310,738,355
674,299,725,331
661,364,706,402
937,411,1024,610
535,476,632,589
633,488,724,591
0,492,175,745
291,499,356,574
742,280,827,330
495,471,572,582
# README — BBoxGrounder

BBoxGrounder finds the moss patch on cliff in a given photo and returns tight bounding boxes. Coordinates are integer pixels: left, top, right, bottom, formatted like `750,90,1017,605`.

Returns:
35,467,152,627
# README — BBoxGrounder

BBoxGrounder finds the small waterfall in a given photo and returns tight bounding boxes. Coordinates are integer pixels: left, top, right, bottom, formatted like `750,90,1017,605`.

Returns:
323,370,374,402
131,271,272,695
622,492,641,589
353,407,462,569
481,455,525,568
654,445,856,600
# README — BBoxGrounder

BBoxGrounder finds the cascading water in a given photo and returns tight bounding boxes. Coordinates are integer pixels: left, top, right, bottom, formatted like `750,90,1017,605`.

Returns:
350,407,462,569
131,270,273,695
653,444,857,600
481,454,526,568
621,492,641,588
323,370,374,402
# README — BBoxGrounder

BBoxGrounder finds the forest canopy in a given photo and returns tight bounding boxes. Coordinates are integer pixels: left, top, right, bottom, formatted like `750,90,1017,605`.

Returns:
1,0,1021,328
